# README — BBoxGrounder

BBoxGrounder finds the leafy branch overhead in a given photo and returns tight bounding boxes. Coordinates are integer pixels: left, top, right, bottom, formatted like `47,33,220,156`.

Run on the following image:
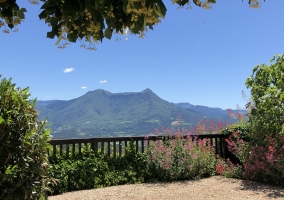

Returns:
0,0,264,48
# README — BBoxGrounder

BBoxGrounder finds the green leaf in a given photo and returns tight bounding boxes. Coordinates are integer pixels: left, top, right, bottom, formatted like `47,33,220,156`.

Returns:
67,33,77,42
45,18,58,27
47,31,56,39
45,8,56,15
0,116,4,124
153,5,164,18
39,10,47,19
18,10,25,19
157,0,167,16
193,0,202,6
8,24,14,29
20,8,27,12
104,28,112,39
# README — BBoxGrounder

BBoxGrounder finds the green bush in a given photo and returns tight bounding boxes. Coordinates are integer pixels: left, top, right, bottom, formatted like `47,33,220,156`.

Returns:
245,54,284,145
221,123,252,142
0,75,52,200
48,141,150,195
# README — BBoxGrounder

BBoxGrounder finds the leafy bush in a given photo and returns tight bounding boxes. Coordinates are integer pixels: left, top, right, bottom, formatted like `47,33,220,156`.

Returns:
245,54,284,145
0,75,52,200
48,141,150,195
145,128,216,182
221,123,251,143
48,146,109,194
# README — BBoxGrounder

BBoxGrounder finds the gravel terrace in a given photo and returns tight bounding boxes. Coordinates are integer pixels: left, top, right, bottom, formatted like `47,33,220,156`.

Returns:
48,176,284,200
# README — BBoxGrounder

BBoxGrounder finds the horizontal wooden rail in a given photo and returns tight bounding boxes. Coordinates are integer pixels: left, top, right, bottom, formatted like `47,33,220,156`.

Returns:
49,134,229,159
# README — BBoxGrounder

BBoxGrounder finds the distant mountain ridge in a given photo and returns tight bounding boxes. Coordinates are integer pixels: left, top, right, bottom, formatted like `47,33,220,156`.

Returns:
174,103,247,117
36,89,242,139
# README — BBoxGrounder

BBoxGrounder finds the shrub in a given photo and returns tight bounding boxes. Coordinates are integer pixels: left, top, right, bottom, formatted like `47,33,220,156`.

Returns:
48,141,149,195
0,75,52,199
145,128,216,182
215,131,246,179
221,123,252,143
243,135,284,186
218,104,252,167
221,123,252,166
215,155,243,179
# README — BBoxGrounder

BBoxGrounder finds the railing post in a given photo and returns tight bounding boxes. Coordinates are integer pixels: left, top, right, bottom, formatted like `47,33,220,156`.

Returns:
136,140,139,153
53,145,56,156
113,141,116,158
66,144,69,158
107,141,111,157
119,141,122,156
94,138,98,154
219,137,223,158
91,138,95,152
141,140,144,153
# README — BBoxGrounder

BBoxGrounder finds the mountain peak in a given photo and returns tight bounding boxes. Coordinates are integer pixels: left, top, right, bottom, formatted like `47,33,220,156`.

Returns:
92,89,112,95
142,88,153,93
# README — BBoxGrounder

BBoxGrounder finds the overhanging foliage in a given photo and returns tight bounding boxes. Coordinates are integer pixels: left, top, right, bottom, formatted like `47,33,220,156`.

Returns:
0,0,263,48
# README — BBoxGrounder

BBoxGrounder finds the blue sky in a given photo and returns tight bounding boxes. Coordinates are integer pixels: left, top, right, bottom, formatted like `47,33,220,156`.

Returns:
1,0,283,110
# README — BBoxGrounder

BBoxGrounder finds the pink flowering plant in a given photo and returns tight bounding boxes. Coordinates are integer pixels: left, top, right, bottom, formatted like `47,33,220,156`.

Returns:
215,104,251,179
193,117,227,135
215,155,243,178
145,127,216,181
215,131,248,178
243,135,284,185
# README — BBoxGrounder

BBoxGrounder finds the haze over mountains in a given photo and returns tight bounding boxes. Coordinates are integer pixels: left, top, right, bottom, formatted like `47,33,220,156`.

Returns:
35,89,244,139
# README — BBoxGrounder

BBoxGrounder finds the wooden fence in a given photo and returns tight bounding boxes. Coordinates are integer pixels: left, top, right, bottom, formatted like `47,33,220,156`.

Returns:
49,134,230,159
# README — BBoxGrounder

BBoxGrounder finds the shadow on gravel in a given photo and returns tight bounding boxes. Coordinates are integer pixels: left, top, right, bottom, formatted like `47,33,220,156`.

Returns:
239,179,284,199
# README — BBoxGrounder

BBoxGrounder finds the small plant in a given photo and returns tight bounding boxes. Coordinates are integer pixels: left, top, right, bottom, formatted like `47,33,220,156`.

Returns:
215,155,243,178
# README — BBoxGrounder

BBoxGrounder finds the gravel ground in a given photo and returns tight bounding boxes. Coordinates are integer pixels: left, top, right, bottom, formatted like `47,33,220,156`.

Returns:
48,176,284,200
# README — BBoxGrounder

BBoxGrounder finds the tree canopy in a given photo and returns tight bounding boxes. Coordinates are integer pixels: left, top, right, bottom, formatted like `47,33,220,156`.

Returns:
0,0,263,48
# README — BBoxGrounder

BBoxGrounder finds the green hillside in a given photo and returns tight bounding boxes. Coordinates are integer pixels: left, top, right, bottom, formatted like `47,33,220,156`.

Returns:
37,89,237,139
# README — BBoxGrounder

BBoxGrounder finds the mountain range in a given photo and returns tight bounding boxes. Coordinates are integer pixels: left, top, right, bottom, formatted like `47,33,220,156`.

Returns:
35,89,245,139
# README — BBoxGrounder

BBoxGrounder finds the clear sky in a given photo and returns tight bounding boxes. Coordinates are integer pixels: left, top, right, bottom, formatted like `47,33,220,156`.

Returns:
1,0,283,110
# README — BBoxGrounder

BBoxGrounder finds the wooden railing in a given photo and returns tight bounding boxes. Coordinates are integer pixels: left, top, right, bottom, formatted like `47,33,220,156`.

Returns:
49,134,230,159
